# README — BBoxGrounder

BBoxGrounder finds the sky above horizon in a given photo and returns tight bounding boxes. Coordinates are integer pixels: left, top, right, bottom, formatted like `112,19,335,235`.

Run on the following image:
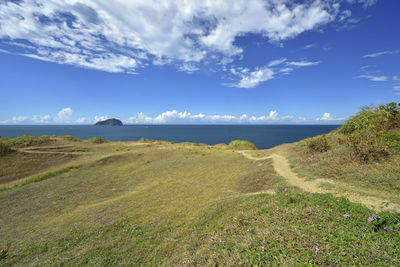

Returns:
0,0,399,125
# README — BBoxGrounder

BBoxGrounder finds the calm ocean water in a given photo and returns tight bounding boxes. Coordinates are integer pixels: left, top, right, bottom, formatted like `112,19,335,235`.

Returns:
0,125,339,149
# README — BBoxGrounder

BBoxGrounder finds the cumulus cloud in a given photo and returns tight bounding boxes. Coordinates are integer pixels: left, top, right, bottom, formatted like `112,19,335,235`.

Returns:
359,75,388,81
0,0,373,75
125,109,295,124
316,112,345,121
94,115,108,123
54,107,73,122
32,114,51,123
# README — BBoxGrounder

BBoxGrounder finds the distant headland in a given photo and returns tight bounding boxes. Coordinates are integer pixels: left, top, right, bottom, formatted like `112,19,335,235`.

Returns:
94,118,123,126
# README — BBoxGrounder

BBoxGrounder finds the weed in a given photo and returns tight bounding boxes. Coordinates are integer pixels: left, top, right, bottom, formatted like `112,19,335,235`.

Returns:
0,141,13,156
307,135,329,153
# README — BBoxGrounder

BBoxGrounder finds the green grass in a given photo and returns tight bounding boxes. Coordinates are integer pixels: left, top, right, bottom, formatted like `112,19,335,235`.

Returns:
229,139,257,150
3,187,399,266
87,137,108,144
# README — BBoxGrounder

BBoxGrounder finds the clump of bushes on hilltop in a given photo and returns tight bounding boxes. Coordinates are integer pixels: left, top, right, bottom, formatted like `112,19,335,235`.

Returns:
228,140,257,150
307,102,400,162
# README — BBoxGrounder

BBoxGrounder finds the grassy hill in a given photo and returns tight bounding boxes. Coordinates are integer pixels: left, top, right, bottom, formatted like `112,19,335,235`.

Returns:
1,105,400,266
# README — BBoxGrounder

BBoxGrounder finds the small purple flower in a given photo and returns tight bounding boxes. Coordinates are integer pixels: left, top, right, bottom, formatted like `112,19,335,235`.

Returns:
324,200,327,203
376,215,380,219
315,247,319,252
219,239,222,243
261,246,265,251
363,227,366,231
368,255,372,259
336,200,340,203
394,209,398,213
344,214,350,218
284,188,287,192
247,229,250,232
219,233,222,236
368,216,375,222
390,228,393,231
276,206,279,209
384,227,388,231
210,237,214,240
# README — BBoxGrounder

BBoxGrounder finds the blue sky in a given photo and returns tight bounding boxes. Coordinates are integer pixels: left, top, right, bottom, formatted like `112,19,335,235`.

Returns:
0,0,399,124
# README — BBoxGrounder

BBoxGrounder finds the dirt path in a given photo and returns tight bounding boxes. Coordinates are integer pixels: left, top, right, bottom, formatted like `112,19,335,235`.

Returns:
239,150,399,211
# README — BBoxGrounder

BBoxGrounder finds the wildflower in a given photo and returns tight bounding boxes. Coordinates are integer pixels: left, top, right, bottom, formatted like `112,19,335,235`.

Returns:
315,247,319,252
367,216,375,222
336,200,340,203
210,237,214,240
394,209,398,213
384,227,388,231
368,255,372,259
261,246,265,251
247,229,250,232
219,239,222,243
363,227,366,231
324,200,327,203
376,215,380,219
219,233,222,236
390,228,393,231
284,188,287,192
344,214,350,218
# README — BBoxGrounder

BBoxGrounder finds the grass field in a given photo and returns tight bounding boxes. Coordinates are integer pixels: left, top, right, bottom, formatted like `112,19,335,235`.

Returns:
0,132,400,266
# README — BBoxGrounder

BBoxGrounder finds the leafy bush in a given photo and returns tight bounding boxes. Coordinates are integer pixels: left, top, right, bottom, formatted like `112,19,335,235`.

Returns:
307,135,329,153
228,140,257,150
0,142,13,156
338,102,400,135
87,137,108,144
345,131,389,162
63,135,81,142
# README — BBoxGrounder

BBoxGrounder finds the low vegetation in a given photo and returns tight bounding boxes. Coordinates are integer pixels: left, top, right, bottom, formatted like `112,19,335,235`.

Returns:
0,141,13,156
228,139,257,150
1,104,400,265
87,137,108,144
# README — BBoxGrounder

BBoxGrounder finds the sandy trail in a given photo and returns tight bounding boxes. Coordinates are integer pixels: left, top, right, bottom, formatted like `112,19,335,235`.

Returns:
238,150,399,211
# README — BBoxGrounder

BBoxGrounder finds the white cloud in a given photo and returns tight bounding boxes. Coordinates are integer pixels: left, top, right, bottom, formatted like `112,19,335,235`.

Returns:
304,43,316,49
232,67,275,88
394,76,400,81
32,114,51,123
316,112,344,121
1,0,369,75
357,0,378,8
75,117,87,123
268,58,287,67
287,60,320,67
124,109,297,124
54,107,73,122
94,115,108,123
359,75,388,81
394,86,400,90
362,50,400,58
339,10,352,22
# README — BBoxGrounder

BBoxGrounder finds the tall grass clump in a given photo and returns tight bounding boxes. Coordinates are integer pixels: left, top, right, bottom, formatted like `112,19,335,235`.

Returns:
63,135,81,142
336,102,400,162
228,140,257,150
307,135,329,153
0,142,13,156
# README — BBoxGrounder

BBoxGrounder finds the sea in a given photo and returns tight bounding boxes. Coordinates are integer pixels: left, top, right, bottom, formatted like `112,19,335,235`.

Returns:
0,125,340,150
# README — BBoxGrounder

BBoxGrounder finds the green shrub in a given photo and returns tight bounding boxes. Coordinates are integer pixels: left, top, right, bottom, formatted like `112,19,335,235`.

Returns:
228,140,257,150
306,135,329,153
0,142,13,156
345,131,389,162
338,102,400,135
87,137,108,144
0,243,11,261
63,135,81,142
5,135,53,147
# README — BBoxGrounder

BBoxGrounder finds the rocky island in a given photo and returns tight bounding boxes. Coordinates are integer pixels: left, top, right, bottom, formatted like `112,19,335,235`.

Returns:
94,118,123,126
